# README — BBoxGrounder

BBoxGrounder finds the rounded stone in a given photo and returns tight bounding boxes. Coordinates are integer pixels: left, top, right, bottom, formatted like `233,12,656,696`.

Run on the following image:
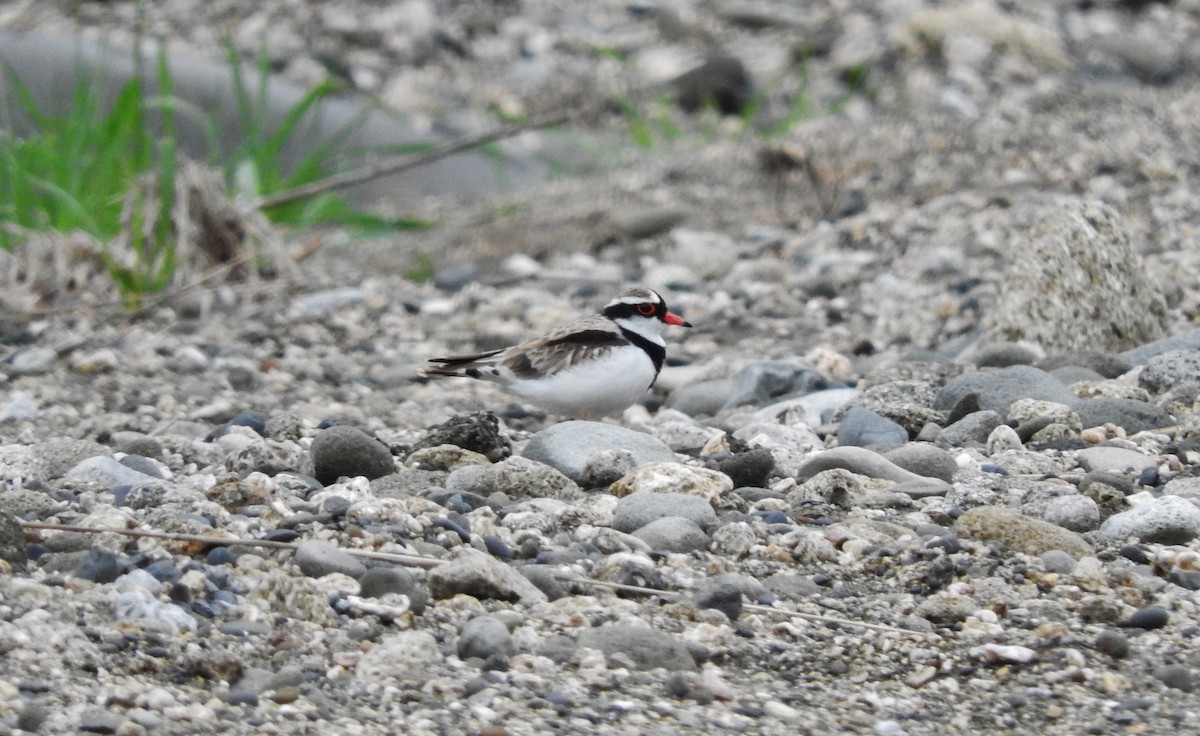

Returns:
954,506,1093,559
1099,496,1200,544
630,516,710,553
457,616,512,661
309,426,395,486
1124,606,1169,630
612,492,718,533
837,407,909,447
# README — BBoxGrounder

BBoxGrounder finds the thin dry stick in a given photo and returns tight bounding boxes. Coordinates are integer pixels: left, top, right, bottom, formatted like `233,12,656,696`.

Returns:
21,521,925,634
254,109,573,211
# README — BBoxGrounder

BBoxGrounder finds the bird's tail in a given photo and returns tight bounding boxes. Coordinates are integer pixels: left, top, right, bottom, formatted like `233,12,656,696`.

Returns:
419,349,505,378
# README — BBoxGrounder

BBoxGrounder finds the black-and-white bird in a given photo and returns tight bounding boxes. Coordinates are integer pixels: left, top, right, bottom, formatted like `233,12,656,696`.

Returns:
420,287,692,418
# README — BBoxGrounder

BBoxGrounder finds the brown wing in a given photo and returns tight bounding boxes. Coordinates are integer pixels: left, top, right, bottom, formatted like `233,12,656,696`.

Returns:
501,317,626,379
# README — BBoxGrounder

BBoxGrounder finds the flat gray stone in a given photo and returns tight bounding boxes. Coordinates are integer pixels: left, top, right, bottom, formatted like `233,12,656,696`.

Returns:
577,624,696,671
63,456,161,490
794,446,951,496
1120,328,1200,365
612,492,718,533
521,421,677,484
630,516,710,552
294,540,367,579
1075,446,1157,474
935,365,1077,415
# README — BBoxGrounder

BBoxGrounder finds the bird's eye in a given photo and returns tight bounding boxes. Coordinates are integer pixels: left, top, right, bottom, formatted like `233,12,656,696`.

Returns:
637,303,656,315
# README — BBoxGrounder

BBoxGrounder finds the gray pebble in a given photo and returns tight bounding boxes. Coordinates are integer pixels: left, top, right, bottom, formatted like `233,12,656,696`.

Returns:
724,362,838,409
667,378,734,417
1120,327,1200,365
358,566,427,614
64,456,161,490
631,517,710,553
794,446,950,496
937,410,1003,448
1039,550,1078,574
1125,606,1169,630
294,540,367,579
882,443,959,483
837,407,909,448
693,583,743,621
427,551,548,605
1153,665,1193,692
0,511,28,568
1095,630,1131,659
457,615,512,660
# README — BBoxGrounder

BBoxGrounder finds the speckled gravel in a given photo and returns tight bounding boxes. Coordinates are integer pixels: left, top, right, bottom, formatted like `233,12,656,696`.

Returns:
3,1,1200,735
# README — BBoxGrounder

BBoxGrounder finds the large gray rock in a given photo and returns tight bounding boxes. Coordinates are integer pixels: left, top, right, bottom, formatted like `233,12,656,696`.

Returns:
983,199,1168,352
1099,496,1200,544
521,421,677,485
955,506,1093,558
611,492,718,533
428,550,548,605
934,365,1077,415
577,624,696,671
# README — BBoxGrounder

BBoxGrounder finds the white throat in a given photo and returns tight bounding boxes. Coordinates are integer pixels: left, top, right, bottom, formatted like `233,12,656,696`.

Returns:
613,316,667,346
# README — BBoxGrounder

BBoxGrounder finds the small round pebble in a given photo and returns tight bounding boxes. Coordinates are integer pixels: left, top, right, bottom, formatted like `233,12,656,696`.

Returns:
1125,606,1169,630
1095,630,1131,659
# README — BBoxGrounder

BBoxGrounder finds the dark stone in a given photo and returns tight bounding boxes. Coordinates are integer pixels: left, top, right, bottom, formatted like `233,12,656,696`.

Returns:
672,55,754,115
1095,630,1131,659
72,549,124,584
694,583,744,621
1169,571,1200,591
483,535,513,559
0,511,28,568
1154,664,1194,692
1073,398,1174,435
1117,545,1150,565
228,411,268,436
409,412,511,462
519,565,567,601
1037,351,1133,379
1124,606,1169,630
717,449,775,488
358,566,427,614
309,425,396,486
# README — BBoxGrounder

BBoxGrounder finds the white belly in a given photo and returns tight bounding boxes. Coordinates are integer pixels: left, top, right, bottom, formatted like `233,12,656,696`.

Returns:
510,346,657,417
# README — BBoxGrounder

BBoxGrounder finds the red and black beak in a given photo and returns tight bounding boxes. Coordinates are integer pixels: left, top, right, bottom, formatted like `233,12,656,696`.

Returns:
663,311,692,328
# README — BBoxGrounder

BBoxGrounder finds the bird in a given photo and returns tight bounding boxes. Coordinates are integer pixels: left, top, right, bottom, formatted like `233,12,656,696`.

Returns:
420,287,692,418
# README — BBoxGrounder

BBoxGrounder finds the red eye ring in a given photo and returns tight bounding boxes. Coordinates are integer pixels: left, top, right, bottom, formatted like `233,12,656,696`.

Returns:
637,303,656,316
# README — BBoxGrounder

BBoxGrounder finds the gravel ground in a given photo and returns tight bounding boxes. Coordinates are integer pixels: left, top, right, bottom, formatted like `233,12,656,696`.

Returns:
3,1,1200,735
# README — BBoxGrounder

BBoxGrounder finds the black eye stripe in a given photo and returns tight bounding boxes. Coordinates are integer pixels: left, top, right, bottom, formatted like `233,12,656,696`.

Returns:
604,302,659,320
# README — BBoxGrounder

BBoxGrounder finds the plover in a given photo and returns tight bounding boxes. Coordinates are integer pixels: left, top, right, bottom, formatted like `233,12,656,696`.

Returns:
420,287,692,418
